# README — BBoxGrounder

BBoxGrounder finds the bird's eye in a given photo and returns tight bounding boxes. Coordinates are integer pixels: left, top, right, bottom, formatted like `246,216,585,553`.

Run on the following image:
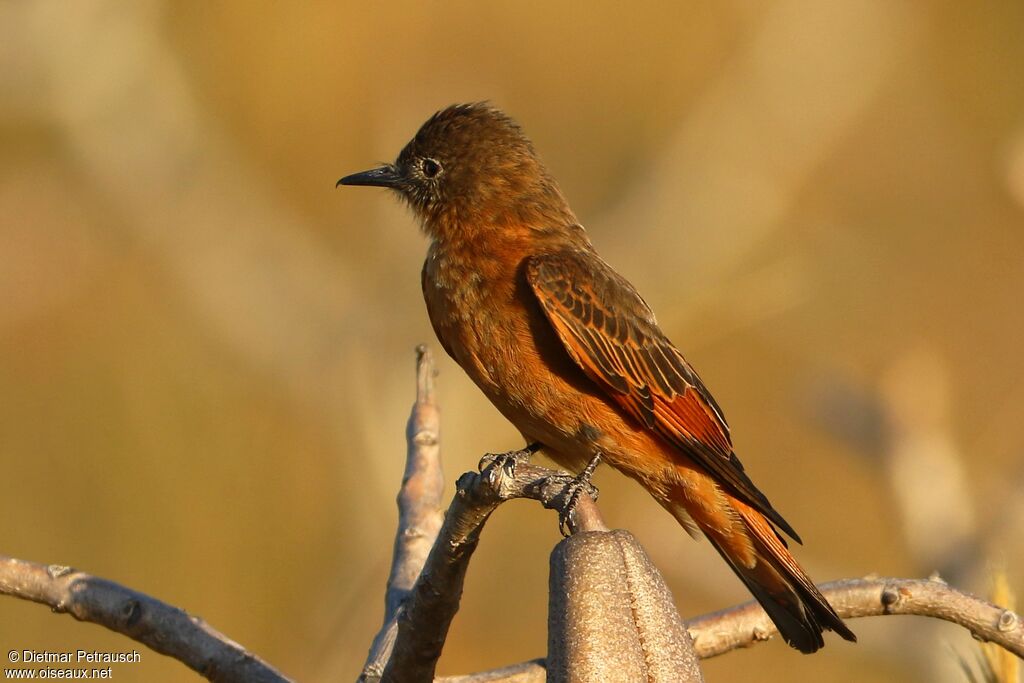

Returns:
422,158,442,178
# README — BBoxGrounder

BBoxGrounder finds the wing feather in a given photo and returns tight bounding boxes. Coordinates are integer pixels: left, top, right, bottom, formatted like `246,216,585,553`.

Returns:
527,249,800,542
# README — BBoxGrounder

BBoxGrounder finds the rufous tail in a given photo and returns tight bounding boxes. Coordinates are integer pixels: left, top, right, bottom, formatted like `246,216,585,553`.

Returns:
700,497,857,653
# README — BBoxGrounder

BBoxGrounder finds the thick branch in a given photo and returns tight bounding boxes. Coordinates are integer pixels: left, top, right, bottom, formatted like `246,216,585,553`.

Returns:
369,346,696,681
687,576,1024,659
5,343,1015,683
380,453,606,683
446,575,1023,682
360,346,446,681
0,556,290,683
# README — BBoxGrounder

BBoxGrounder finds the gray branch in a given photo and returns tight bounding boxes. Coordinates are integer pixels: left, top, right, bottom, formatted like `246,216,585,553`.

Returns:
4,344,1018,683
377,455,706,683
448,575,1024,682
369,346,701,683
359,346,446,682
687,576,1024,659
0,556,290,683
377,450,609,683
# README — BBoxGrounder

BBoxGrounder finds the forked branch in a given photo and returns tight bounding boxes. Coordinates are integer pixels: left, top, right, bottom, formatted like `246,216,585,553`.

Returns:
1,346,1020,683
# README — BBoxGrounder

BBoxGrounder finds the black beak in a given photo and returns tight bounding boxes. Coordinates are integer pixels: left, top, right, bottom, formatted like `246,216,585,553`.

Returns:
336,165,401,188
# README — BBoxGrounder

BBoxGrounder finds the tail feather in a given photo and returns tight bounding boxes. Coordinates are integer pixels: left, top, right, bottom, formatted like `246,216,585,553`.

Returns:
705,499,856,653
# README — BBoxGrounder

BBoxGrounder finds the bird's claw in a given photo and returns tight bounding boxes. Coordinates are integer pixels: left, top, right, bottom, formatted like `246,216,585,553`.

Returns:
480,442,541,477
556,452,602,536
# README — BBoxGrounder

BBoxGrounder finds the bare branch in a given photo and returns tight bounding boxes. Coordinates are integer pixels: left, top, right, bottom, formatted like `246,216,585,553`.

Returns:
365,348,697,681
688,576,1024,659
380,453,605,683
6,346,1015,683
448,575,1024,681
360,346,446,681
0,555,290,683
392,345,445,609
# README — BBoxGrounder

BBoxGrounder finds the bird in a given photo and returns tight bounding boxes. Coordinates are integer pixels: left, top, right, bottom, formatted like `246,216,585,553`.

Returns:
338,102,856,653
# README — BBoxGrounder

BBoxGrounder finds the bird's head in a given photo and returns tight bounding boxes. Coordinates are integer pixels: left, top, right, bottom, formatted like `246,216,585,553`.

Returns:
338,103,575,240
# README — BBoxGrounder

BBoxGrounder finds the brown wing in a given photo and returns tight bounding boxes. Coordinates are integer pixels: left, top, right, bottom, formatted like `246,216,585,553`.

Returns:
526,249,800,542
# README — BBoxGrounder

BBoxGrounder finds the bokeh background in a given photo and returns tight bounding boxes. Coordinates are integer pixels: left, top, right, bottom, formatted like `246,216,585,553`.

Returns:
3,1,1023,681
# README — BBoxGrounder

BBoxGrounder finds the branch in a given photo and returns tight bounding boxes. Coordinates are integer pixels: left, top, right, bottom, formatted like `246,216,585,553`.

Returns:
442,575,1023,682
366,345,702,682
0,556,290,683
6,344,1014,683
358,345,606,683
359,346,446,681
687,576,1024,659
379,452,607,683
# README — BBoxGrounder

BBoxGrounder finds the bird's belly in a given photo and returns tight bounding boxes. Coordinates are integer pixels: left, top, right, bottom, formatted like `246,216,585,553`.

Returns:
461,314,644,471
424,262,670,475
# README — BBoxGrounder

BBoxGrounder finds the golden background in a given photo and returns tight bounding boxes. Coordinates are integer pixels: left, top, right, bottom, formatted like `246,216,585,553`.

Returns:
2,2,1023,681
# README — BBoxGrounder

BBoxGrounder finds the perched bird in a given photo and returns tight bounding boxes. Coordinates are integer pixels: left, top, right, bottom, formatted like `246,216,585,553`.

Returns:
338,103,856,653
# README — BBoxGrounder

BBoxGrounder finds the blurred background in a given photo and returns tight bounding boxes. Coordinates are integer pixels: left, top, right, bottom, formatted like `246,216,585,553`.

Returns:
2,1,1023,681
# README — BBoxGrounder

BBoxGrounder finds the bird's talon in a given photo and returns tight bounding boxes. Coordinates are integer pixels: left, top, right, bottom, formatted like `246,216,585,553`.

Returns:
556,452,602,536
558,509,572,537
480,443,539,476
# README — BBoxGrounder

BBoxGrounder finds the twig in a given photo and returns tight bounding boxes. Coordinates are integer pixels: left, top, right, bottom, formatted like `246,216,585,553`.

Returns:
359,346,446,682
380,452,606,683
0,556,290,683
688,576,1023,658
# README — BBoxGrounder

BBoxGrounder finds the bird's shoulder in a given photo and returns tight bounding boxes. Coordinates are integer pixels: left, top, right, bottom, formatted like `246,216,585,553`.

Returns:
525,247,659,328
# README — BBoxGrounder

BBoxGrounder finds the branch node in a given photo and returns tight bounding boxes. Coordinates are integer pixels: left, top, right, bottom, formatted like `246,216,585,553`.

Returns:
121,599,143,627
412,430,438,446
455,472,476,496
47,564,72,579
997,609,1019,633
401,526,430,541
881,585,902,611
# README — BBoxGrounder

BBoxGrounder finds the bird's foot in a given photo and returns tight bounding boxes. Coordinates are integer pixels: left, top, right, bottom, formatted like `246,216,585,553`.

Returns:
557,452,602,536
480,442,541,477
